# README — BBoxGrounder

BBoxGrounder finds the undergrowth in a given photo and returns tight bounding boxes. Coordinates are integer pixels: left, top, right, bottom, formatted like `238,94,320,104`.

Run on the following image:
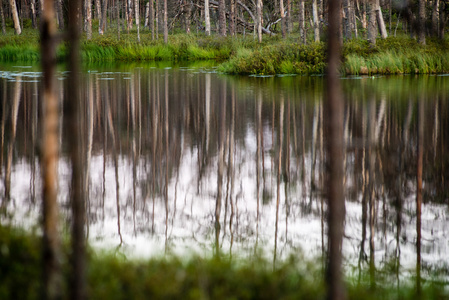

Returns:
0,225,447,299
1,29,449,75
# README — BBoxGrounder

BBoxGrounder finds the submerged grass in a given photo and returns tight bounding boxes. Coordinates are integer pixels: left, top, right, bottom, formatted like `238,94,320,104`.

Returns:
1,28,449,75
0,225,448,299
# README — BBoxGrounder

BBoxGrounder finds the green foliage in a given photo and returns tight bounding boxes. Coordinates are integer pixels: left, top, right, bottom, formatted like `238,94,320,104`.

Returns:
1,225,448,299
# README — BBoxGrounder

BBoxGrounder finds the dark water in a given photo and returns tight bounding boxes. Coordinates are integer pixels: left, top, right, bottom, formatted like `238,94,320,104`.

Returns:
1,63,448,277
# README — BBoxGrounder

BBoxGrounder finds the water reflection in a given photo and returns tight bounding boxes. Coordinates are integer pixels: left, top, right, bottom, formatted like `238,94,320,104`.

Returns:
1,66,449,277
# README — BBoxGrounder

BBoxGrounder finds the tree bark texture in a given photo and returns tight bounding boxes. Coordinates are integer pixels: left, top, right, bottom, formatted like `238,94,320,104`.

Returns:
0,0,6,34
218,0,226,35
163,0,168,43
205,0,210,35
256,0,262,42
367,0,377,44
312,0,319,41
67,0,87,297
418,0,426,44
40,0,61,298
9,0,22,34
325,0,346,298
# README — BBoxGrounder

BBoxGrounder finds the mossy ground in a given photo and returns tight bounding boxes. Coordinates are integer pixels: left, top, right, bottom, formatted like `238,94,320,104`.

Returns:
1,27,448,75
0,225,447,299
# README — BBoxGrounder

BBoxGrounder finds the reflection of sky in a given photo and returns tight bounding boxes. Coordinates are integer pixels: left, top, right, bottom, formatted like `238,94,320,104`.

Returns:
1,67,449,278
2,126,448,274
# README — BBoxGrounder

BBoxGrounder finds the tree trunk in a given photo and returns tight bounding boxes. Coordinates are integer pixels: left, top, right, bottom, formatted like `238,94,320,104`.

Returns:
184,0,191,33
30,0,37,28
67,0,86,298
86,0,92,39
116,0,120,40
325,0,346,297
56,0,64,29
375,0,387,38
256,0,262,42
229,0,235,35
367,0,377,45
312,0,319,41
287,0,291,33
95,0,101,19
1,0,6,34
163,0,167,43
150,0,154,39
280,0,286,37
144,2,149,27
99,0,109,34
343,0,352,39
40,0,61,297
431,0,439,37
9,0,22,34
418,0,425,44
218,0,226,35
205,0,210,35
155,0,158,39
127,0,133,30
135,0,140,42
298,0,305,43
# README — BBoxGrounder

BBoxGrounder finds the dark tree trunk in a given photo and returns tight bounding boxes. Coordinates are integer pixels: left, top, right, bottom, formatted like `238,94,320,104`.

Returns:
418,0,425,44
1,0,6,35
67,0,86,298
325,0,346,298
218,0,226,35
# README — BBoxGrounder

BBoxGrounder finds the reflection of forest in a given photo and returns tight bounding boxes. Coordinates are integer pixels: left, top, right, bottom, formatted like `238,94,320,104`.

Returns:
1,67,448,273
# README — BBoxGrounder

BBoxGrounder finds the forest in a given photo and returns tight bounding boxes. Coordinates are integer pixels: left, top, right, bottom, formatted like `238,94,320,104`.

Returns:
1,0,449,298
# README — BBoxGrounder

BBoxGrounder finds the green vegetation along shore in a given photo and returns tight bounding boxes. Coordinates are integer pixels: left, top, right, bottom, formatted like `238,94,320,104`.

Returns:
0,225,447,299
1,29,449,75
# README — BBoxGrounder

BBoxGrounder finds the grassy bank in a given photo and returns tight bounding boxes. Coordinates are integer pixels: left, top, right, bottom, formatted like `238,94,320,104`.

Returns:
0,225,447,299
1,29,449,75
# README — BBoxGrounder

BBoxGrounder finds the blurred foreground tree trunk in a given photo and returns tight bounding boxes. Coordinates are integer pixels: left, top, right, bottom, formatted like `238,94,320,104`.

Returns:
40,0,62,298
67,0,87,298
325,0,346,298
9,0,22,34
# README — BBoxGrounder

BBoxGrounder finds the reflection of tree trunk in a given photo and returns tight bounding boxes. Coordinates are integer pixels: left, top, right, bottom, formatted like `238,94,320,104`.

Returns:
256,93,262,247
416,99,424,295
325,0,345,297
368,99,376,289
1,80,6,175
85,75,94,240
274,98,284,268
5,78,21,202
40,0,61,296
164,69,169,252
216,80,226,256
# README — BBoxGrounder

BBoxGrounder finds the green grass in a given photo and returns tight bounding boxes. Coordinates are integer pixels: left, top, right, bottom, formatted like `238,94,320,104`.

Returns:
1,28,449,75
0,224,448,299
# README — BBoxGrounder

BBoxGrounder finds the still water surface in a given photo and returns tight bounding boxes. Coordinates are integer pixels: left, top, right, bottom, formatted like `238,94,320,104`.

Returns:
1,63,448,276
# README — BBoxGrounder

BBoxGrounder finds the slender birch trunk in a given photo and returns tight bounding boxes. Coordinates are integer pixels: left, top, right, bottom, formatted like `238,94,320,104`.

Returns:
418,0,426,44
150,0,154,39
40,0,61,297
280,0,286,37
205,0,210,35
9,0,22,34
86,0,92,39
312,0,319,41
298,0,305,44
135,0,140,42
256,0,262,42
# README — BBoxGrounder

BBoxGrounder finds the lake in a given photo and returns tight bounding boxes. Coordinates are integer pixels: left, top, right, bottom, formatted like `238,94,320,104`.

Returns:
1,63,448,279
